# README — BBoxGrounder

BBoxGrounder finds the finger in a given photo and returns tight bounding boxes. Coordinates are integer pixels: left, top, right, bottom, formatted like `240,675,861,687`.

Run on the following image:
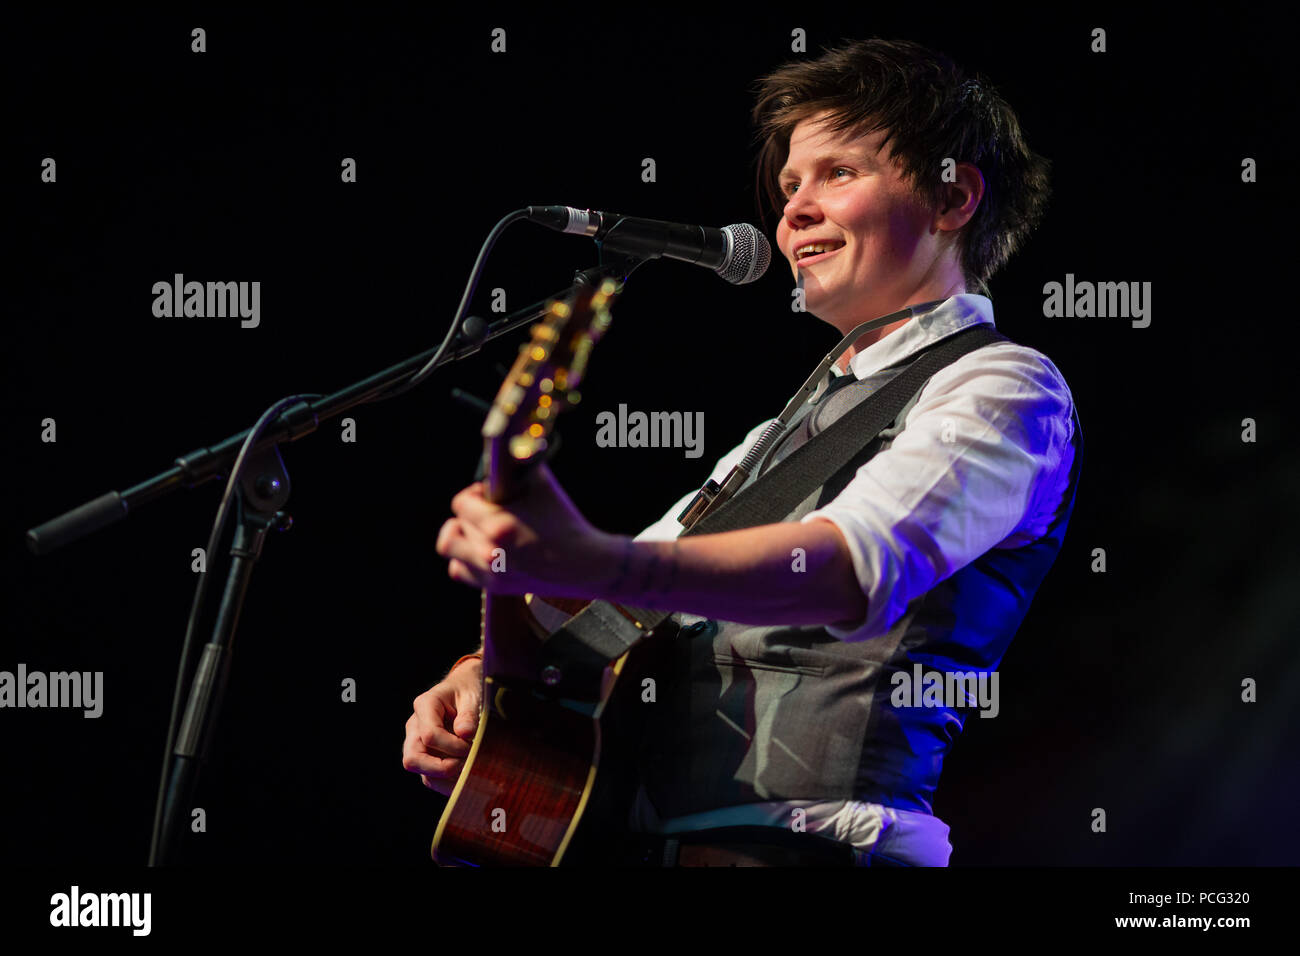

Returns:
448,558,488,589
418,749,465,780
439,514,501,573
418,720,472,758
402,746,442,775
402,732,468,775
452,489,516,542
452,483,495,518
423,767,462,795
452,689,482,739
437,517,494,560
403,723,441,773
405,749,464,778
410,695,472,757
435,517,461,557
412,688,451,725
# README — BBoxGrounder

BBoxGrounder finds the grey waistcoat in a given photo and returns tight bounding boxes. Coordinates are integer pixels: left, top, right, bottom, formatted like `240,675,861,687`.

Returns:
634,345,1084,818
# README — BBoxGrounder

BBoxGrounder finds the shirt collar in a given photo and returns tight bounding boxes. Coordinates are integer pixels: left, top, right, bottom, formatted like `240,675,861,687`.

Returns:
836,294,996,381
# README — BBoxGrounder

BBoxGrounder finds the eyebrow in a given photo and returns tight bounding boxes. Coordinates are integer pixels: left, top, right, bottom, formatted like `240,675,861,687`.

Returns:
778,148,874,183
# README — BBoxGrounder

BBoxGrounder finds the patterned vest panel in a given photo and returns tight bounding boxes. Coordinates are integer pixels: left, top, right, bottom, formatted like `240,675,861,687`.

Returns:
636,344,1083,818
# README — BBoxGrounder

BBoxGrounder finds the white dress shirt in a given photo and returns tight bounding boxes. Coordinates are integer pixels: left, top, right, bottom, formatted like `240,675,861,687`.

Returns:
629,293,1078,864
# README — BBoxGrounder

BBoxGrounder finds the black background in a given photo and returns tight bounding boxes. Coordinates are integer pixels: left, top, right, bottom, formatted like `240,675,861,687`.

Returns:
5,5,1297,876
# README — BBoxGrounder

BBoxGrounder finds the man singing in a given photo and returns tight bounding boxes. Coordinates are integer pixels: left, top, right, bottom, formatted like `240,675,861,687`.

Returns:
404,37,1081,866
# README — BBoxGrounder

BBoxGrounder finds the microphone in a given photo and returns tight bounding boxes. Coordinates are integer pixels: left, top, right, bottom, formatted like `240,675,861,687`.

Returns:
526,206,771,285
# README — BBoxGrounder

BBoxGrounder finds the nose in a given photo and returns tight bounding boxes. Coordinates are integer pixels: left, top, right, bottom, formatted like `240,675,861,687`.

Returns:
782,186,823,238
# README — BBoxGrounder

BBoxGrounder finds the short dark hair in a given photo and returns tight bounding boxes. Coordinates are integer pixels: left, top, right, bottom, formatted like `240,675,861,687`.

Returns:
751,37,1051,296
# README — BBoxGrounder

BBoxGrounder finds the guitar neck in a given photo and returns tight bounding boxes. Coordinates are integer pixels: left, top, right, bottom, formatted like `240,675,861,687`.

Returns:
473,279,661,690
481,434,532,505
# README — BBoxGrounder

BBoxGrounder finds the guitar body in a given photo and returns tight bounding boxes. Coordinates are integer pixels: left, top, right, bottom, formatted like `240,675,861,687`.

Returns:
430,280,655,866
432,598,632,866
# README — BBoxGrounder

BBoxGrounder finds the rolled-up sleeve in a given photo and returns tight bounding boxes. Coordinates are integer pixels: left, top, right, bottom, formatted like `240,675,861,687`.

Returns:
801,344,1076,642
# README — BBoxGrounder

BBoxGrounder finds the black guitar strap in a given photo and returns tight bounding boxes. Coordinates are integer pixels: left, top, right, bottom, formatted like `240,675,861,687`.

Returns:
538,322,1009,699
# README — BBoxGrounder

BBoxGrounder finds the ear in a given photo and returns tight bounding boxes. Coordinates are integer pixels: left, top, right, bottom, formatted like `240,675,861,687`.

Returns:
935,162,985,232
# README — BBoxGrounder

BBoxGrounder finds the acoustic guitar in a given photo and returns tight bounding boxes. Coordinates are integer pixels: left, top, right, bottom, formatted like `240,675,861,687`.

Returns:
431,278,668,866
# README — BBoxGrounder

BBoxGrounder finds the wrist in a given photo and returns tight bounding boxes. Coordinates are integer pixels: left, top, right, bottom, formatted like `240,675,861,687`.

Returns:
599,535,678,605
563,530,631,602
447,652,482,677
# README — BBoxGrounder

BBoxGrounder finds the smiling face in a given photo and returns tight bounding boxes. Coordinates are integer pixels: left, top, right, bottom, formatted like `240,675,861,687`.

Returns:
775,112,965,337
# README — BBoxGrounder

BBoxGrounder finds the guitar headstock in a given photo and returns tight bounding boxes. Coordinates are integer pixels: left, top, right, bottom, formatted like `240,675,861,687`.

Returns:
480,278,619,501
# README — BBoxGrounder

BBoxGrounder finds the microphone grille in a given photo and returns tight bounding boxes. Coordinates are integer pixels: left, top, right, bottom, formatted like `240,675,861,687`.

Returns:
718,223,771,285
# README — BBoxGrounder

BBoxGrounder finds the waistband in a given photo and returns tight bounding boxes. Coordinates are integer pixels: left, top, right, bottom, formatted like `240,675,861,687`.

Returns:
607,826,911,867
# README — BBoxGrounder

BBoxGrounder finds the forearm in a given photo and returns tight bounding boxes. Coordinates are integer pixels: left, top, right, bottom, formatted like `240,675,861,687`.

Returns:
590,519,868,628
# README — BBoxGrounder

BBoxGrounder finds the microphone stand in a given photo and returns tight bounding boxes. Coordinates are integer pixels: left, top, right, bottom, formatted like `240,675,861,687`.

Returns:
25,262,634,557
25,256,644,865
